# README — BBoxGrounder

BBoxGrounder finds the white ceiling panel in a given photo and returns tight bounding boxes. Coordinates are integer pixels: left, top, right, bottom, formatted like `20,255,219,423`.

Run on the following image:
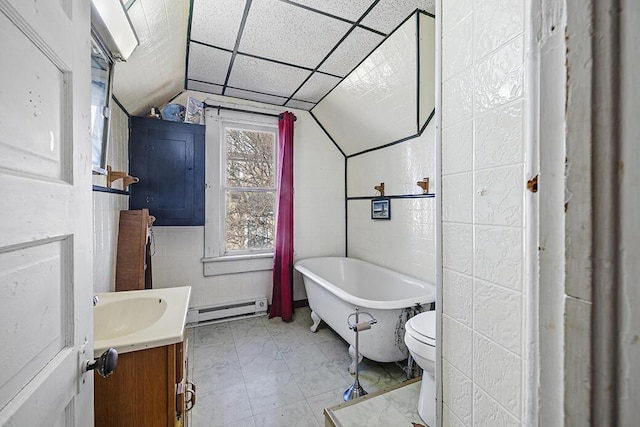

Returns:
190,0,245,50
113,0,190,116
294,73,342,103
228,54,311,98
285,99,315,110
187,80,224,95
187,44,233,85
361,0,435,34
239,0,351,69
319,27,385,77
224,88,288,106
289,0,375,21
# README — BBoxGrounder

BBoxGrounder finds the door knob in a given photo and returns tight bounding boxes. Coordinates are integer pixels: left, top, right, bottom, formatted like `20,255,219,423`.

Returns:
83,348,118,378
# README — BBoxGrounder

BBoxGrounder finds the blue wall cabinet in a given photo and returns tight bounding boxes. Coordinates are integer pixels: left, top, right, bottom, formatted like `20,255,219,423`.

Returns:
129,117,205,225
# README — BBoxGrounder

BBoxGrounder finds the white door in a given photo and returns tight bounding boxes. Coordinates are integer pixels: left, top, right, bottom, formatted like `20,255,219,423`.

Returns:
0,0,94,425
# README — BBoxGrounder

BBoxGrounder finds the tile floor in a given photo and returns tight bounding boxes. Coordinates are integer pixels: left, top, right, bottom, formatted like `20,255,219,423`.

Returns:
187,306,412,426
326,380,423,427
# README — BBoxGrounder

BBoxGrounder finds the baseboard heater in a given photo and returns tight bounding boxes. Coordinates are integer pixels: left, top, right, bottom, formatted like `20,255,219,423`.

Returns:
187,297,268,325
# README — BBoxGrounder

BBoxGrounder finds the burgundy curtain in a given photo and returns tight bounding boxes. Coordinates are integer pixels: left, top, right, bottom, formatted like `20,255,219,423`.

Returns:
270,111,295,321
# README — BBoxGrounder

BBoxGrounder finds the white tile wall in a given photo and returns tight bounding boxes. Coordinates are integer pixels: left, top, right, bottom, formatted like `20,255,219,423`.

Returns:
152,225,274,306
442,314,472,377
443,360,473,425
441,67,474,129
474,101,524,169
347,127,436,283
473,36,524,115
312,16,419,156
473,279,522,355
441,120,473,175
443,403,467,427
347,132,435,197
92,192,128,293
442,14,473,81
473,386,521,427
442,270,472,327
474,165,523,227
442,223,473,275
472,0,524,62
441,0,529,424
473,333,522,417
441,0,472,35
347,198,436,283
92,101,130,293
441,172,473,223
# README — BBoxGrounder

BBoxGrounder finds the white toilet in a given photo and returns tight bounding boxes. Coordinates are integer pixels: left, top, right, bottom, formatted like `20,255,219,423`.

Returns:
404,311,436,426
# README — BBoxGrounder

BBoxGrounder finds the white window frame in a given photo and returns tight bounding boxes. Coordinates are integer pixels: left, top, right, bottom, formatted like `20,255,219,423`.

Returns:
221,121,277,255
203,107,278,275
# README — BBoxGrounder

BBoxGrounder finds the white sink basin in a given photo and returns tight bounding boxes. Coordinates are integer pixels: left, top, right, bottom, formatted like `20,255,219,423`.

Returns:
93,287,191,358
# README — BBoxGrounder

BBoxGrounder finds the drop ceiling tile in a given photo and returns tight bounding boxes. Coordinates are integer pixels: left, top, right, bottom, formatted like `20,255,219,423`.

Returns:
190,0,245,50
289,0,375,21
228,54,311,98
361,0,435,34
187,44,232,85
187,80,224,95
294,73,342,103
319,27,385,77
285,99,315,110
239,0,351,68
224,88,288,106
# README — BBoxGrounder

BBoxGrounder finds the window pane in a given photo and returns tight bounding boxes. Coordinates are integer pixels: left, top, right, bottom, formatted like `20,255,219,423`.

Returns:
91,39,112,171
225,190,275,251
226,128,275,188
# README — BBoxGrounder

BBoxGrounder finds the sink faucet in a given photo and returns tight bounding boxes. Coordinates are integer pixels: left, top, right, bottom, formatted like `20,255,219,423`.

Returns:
93,295,99,306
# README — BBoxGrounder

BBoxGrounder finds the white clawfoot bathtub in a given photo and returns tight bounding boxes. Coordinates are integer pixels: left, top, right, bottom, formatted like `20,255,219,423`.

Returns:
294,257,435,373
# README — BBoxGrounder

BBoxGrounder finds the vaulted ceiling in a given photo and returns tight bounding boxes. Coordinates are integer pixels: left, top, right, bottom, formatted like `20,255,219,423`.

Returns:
113,0,435,116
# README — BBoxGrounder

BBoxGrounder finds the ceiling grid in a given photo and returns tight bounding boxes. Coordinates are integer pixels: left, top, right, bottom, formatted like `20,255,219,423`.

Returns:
184,0,435,110
112,0,435,114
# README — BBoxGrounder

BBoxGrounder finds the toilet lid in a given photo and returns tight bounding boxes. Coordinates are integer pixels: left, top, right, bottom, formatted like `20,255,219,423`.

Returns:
407,311,436,340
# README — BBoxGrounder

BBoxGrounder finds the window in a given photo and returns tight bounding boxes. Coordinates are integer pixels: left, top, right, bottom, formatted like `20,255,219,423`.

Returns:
90,36,113,174
222,123,277,254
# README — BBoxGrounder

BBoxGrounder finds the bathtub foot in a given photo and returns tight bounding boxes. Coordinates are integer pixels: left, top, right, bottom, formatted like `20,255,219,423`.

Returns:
310,310,322,332
348,345,364,374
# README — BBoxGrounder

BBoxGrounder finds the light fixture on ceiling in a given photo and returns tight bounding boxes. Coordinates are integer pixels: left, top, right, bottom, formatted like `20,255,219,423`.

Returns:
91,0,139,61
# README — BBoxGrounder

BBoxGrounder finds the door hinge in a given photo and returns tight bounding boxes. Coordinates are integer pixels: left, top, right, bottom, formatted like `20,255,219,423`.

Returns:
176,379,185,395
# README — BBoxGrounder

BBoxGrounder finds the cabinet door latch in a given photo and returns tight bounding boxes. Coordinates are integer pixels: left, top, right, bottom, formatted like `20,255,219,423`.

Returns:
527,175,538,193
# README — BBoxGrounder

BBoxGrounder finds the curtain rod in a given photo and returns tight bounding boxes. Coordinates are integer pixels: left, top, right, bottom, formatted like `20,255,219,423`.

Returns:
202,102,297,121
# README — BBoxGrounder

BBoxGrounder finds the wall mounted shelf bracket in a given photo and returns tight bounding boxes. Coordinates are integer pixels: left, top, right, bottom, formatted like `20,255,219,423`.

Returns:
107,165,139,189
417,178,430,194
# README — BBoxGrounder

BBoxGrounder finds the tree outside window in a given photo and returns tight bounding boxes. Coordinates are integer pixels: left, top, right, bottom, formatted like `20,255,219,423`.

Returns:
223,126,276,253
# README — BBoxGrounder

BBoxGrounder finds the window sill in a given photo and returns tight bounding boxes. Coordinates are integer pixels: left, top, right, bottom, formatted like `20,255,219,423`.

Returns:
202,252,274,276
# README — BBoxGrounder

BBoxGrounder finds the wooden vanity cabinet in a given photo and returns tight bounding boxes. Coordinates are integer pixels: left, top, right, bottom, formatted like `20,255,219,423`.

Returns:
116,209,154,291
94,339,191,427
